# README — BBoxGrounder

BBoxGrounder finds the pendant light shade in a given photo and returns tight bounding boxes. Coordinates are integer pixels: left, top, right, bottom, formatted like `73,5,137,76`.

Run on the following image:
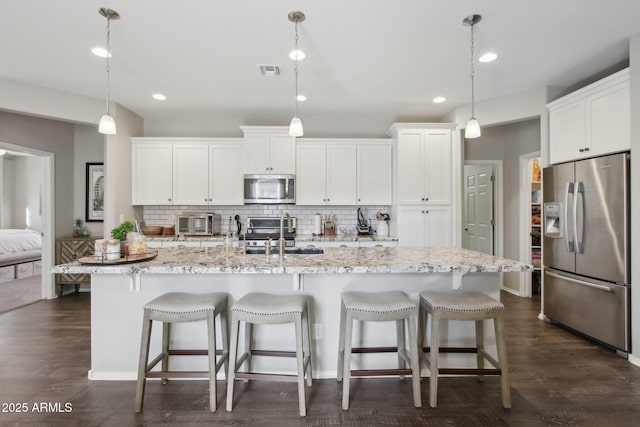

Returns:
99,114,117,135
288,11,305,137
463,14,482,139
98,7,120,135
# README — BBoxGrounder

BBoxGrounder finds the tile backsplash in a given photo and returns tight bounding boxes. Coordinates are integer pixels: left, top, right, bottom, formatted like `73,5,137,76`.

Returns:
142,205,391,235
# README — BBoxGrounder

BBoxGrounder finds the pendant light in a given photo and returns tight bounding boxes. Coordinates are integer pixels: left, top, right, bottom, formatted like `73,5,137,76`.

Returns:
288,11,305,137
463,14,482,139
98,7,120,135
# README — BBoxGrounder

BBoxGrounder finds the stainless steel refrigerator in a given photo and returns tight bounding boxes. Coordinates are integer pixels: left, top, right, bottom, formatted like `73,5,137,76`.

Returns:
542,152,630,356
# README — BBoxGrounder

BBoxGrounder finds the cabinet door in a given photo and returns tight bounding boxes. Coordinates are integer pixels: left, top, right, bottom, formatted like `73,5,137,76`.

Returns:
269,133,296,174
424,205,452,247
296,145,327,205
245,133,271,173
589,80,630,157
424,131,452,204
549,101,587,164
173,144,209,205
397,206,425,247
357,144,392,205
326,145,357,205
397,131,424,204
210,143,244,205
132,143,173,205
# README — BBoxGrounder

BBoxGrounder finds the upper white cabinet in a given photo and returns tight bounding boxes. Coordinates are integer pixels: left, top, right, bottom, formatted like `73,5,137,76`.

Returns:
241,126,296,174
132,138,244,205
391,125,454,205
296,143,357,205
548,68,630,164
132,142,173,205
296,139,391,206
357,144,392,205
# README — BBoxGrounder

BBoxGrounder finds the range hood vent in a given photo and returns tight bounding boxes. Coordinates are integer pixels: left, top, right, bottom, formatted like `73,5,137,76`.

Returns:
258,64,281,77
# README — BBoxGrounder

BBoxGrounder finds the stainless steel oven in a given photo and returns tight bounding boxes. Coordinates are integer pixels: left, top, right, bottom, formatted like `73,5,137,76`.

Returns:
175,213,221,235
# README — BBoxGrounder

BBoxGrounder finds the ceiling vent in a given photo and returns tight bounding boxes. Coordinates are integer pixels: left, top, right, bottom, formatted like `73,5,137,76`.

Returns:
258,64,281,77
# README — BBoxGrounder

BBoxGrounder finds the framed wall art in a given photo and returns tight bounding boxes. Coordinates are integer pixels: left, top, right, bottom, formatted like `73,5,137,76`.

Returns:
86,162,104,222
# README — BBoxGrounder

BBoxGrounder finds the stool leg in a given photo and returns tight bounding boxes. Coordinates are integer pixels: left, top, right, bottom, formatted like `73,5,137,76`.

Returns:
161,322,170,384
294,313,307,416
341,311,354,410
207,310,217,412
418,299,428,368
135,315,152,412
244,321,253,374
407,312,422,408
226,315,240,412
337,301,346,382
428,310,440,408
494,313,511,408
302,304,313,387
396,319,406,378
219,304,230,379
475,319,485,382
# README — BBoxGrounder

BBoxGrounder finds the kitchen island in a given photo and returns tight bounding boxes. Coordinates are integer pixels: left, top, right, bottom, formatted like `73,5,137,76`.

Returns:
52,246,530,380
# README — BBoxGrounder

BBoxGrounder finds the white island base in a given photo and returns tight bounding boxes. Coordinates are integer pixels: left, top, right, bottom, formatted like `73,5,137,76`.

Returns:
89,272,503,380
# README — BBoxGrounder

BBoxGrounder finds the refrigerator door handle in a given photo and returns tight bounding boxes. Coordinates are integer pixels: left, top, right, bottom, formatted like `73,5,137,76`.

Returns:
575,181,585,253
546,271,614,293
565,182,575,252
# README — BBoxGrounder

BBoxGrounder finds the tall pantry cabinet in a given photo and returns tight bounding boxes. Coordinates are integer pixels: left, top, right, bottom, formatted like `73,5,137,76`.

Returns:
388,123,457,248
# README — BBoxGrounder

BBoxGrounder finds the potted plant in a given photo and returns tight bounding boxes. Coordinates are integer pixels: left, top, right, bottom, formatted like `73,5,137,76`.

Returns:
111,220,134,241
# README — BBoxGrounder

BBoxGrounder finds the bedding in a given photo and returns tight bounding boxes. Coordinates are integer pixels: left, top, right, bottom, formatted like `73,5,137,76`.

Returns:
0,229,42,254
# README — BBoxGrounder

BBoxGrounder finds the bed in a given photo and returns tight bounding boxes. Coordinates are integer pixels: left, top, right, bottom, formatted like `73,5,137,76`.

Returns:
0,229,42,273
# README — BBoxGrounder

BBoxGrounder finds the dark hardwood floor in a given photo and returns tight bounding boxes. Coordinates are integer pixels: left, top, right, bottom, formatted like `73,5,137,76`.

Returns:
0,291,639,426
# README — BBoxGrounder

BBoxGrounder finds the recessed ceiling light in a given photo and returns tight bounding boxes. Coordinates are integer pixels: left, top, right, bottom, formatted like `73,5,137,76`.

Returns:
479,52,498,63
152,93,167,101
289,49,306,61
91,47,111,58
296,94,307,102
433,96,446,103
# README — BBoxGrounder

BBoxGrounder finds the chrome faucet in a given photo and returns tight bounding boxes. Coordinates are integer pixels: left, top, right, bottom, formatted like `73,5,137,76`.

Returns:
279,211,292,256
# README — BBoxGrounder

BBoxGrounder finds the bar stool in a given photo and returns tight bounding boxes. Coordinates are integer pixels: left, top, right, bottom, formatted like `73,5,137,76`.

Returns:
135,292,229,412
226,292,312,416
337,291,421,410
419,290,510,408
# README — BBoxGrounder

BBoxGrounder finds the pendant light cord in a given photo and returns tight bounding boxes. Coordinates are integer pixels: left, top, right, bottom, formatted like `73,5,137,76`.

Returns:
294,20,300,117
470,22,475,118
105,16,111,115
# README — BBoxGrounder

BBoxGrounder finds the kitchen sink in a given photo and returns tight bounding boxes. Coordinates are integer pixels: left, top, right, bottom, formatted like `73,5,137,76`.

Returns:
244,247,325,255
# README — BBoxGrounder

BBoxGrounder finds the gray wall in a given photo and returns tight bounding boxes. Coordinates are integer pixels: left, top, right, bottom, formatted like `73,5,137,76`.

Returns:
0,111,74,238
465,118,541,292
4,156,43,231
74,125,105,237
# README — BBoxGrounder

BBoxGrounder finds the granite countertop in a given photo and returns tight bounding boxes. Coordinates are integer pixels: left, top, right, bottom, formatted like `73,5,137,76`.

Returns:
51,246,531,275
144,234,398,243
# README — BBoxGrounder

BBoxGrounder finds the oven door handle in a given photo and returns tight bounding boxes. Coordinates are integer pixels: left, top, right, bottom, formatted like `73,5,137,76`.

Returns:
545,271,614,293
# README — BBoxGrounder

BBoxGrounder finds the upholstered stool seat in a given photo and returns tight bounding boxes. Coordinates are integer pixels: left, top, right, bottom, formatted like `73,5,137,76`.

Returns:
419,290,510,408
337,291,421,410
226,292,312,416
135,292,229,412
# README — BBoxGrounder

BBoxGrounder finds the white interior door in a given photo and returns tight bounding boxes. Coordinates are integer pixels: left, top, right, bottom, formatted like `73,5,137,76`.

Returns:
463,164,494,255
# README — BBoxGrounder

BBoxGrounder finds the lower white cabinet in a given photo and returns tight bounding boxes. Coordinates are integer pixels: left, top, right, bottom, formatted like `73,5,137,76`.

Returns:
396,205,452,248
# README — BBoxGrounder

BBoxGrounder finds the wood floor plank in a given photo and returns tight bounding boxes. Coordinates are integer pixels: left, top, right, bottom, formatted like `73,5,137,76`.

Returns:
0,291,639,425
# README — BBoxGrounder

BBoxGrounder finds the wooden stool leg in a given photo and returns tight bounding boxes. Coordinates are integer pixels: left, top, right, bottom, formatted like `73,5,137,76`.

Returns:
294,314,307,416
407,312,422,408
161,322,170,384
494,313,511,408
226,315,240,412
243,321,253,374
302,305,313,387
135,315,152,412
207,311,217,412
341,312,354,410
418,299,428,368
396,319,406,378
219,304,230,379
428,310,440,408
475,319,485,382
336,301,346,382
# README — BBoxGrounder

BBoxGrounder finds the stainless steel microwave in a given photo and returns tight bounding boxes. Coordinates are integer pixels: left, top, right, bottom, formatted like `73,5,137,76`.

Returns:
243,174,295,204
175,213,221,235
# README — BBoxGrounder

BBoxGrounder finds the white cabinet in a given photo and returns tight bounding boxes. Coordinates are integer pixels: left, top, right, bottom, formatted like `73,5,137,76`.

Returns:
132,142,173,205
395,128,452,205
548,68,630,164
132,138,244,206
357,144,392,205
296,143,357,205
241,126,296,174
396,205,452,248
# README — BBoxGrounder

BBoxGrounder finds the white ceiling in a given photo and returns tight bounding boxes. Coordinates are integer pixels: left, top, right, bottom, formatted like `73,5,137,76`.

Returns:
1,0,639,136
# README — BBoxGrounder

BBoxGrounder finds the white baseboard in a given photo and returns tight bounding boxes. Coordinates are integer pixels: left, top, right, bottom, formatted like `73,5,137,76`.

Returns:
501,286,524,297
628,353,640,367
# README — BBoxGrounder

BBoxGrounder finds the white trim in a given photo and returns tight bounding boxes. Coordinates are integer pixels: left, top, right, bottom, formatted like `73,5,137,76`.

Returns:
519,151,541,298
629,353,640,368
